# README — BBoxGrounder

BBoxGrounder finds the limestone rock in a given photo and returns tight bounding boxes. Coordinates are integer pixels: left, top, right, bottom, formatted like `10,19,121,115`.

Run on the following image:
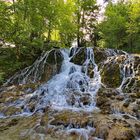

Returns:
70,47,86,65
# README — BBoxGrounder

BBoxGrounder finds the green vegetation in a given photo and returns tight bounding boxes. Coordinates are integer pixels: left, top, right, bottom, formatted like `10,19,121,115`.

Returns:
98,0,140,52
0,0,140,84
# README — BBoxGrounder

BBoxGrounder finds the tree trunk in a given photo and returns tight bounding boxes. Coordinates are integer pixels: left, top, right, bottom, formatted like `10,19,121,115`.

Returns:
93,34,97,47
16,44,20,60
12,0,16,12
47,21,52,43
77,0,81,47
129,36,133,52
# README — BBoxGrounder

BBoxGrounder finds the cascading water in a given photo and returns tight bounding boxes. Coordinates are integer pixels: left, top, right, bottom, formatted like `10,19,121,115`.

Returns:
0,47,140,140
18,48,101,115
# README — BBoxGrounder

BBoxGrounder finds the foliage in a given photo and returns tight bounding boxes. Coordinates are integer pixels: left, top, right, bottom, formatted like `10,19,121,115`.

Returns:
0,0,140,84
98,0,140,53
74,0,99,47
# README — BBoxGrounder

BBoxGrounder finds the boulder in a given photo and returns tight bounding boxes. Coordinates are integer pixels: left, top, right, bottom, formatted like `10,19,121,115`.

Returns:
70,47,86,65
101,63,122,88
94,48,108,64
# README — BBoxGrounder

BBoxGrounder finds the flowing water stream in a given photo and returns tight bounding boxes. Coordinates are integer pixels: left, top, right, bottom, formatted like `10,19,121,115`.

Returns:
0,47,140,140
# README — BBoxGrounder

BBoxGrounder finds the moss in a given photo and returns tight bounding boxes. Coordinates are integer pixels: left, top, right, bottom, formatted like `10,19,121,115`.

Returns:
46,49,63,65
101,63,122,88
122,77,140,93
0,115,43,140
0,47,39,85
94,48,107,64
2,106,22,116
70,47,86,65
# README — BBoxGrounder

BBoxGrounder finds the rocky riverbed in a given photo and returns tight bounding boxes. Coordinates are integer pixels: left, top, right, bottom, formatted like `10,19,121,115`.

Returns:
0,47,140,140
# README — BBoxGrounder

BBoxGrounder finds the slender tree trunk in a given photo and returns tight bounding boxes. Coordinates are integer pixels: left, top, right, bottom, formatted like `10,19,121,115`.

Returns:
12,0,16,12
23,0,27,21
47,21,52,43
16,44,20,60
81,9,85,44
77,0,81,47
129,36,133,52
93,34,97,47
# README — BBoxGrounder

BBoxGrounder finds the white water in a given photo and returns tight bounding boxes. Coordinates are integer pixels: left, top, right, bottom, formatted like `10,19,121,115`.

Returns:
1,47,140,140
15,47,101,140
29,48,101,113
1,47,101,117
1,47,138,116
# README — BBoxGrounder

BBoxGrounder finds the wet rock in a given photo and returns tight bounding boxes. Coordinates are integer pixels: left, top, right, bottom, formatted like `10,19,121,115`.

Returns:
123,99,131,108
41,49,63,82
46,49,63,65
116,95,125,101
87,63,95,78
70,47,87,65
27,101,37,112
69,66,76,75
0,48,140,140
4,49,64,86
132,105,139,112
122,77,140,93
94,48,108,64
107,123,135,140
66,93,76,106
34,126,46,134
94,115,136,140
96,96,109,107
97,88,119,97
135,123,140,135
69,47,78,57
0,92,22,103
2,106,22,116
0,118,19,132
129,93,139,99
94,118,113,139
136,99,140,105
123,114,131,119
80,94,91,105
133,55,140,77
101,62,122,88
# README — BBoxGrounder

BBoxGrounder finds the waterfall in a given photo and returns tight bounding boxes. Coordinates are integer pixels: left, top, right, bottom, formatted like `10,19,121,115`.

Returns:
0,47,140,140
21,48,101,113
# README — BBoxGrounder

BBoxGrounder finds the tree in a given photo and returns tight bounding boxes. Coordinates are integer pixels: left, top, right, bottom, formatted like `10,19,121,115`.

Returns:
98,1,129,49
98,0,140,52
74,0,99,47
126,0,140,52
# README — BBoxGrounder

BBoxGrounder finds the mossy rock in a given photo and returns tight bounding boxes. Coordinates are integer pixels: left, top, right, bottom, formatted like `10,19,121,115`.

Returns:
70,47,87,65
4,49,64,86
40,49,63,82
46,49,63,65
107,123,135,140
134,56,140,76
94,48,107,64
101,63,122,88
49,111,92,128
122,77,140,93
94,116,135,140
2,106,22,116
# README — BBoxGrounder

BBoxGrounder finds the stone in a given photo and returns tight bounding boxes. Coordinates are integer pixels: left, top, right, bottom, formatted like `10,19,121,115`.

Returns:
123,99,131,108
34,126,46,134
40,49,63,82
96,96,109,107
116,95,125,101
94,48,108,64
107,124,135,140
2,106,22,116
101,63,122,88
80,94,91,105
70,47,87,65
